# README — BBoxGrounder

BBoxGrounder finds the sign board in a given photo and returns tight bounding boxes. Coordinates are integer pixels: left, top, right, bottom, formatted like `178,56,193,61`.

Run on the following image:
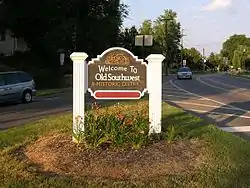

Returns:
183,59,186,66
88,47,147,99
135,35,144,46
144,35,153,46
60,53,65,66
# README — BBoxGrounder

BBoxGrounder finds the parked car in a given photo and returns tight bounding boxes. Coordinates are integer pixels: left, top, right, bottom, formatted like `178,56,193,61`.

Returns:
177,67,192,80
0,71,36,104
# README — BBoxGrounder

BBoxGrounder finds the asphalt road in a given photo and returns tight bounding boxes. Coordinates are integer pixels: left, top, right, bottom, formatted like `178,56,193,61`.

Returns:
163,73,250,139
0,92,73,130
1,73,250,139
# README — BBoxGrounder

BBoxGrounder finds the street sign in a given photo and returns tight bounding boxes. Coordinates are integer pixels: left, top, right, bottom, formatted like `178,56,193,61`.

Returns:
88,47,147,99
135,35,144,46
183,59,186,66
144,35,153,46
60,53,65,66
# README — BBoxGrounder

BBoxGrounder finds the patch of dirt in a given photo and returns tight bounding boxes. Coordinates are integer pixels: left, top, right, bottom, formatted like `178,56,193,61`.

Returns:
23,133,204,180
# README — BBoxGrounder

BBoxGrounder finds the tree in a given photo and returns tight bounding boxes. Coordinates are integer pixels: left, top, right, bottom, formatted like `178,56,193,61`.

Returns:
231,45,250,70
221,34,250,64
153,9,181,73
118,26,138,53
232,49,241,69
137,20,161,58
182,48,203,69
2,0,128,61
139,20,154,35
208,52,221,68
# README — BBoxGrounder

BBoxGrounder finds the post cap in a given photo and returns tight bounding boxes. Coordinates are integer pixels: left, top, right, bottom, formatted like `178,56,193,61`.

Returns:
70,52,88,61
146,54,165,62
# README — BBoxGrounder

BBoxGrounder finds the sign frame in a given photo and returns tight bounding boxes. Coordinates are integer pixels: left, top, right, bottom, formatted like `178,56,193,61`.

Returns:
87,47,147,100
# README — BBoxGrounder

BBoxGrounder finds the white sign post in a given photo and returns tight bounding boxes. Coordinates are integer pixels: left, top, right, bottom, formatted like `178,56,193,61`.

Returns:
183,59,186,67
70,52,88,141
70,48,165,142
146,54,165,134
84,60,88,93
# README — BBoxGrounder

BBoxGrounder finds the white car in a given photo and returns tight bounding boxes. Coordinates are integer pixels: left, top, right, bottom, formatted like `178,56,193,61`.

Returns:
177,67,192,80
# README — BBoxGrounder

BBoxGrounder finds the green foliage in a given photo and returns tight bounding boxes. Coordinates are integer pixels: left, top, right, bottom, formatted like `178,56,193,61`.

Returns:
182,48,203,70
153,10,181,68
2,0,128,58
166,125,177,143
139,20,154,35
75,101,150,149
221,34,250,64
232,49,241,69
124,9,182,71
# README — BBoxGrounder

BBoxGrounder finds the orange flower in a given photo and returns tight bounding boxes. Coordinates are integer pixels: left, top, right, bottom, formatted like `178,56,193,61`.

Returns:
125,119,133,126
117,113,125,120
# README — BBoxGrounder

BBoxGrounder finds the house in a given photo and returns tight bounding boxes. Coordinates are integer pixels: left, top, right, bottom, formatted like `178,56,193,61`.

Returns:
0,29,28,56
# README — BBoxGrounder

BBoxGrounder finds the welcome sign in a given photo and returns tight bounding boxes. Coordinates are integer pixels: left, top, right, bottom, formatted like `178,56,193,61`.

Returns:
88,47,147,99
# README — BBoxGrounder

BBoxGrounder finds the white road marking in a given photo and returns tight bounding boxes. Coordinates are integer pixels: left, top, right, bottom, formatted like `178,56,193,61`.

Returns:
163,90,194,96
197,77,229,92
167,79,250,133
219,126,250,132
163,100,244,111
204,78,239,89
169,79,250,113
162,94,200,100
189,109,250,119
162,88,183,92
197,76,249,96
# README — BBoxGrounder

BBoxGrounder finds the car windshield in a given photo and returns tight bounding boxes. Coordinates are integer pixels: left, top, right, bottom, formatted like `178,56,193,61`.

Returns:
178,67,191,72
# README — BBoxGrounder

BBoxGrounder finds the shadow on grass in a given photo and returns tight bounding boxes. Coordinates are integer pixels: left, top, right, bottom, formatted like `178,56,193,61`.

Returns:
161,108,209,139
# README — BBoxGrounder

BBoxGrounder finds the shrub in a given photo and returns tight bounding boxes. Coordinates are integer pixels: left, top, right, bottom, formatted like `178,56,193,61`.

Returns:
74,101,150,149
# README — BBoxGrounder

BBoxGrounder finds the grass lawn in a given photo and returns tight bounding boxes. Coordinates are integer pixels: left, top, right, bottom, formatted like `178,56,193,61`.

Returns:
1,101,250,187
36,87,72,97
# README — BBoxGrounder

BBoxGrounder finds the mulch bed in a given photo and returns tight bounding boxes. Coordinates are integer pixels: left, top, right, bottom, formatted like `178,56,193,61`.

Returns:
22,133,204,180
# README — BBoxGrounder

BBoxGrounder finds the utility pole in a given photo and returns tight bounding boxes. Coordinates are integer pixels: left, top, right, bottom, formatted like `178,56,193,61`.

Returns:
164,18,172,75
180,28,186,68
202,48,206,71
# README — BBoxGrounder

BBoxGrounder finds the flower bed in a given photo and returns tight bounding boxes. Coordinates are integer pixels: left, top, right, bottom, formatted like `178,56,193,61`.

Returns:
74,101,151,149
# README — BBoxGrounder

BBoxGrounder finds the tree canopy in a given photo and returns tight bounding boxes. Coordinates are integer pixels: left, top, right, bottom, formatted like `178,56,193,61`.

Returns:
2,0,128,59
221,34,250,68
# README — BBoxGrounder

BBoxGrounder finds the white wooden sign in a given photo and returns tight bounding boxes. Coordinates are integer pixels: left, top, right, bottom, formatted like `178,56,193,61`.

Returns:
70,48,165,141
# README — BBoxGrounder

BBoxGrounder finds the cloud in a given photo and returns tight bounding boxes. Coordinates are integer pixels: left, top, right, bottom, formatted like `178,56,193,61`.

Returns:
201,0,232,11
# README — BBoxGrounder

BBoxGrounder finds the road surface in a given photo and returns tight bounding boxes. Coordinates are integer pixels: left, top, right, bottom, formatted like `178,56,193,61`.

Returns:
163,73,250,139
0,92,73,130
1,73,250,140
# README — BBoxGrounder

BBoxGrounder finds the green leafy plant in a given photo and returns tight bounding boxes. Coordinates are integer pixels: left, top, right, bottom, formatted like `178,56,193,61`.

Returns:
72,115,85,144
166,125,177,143
76,101,150,149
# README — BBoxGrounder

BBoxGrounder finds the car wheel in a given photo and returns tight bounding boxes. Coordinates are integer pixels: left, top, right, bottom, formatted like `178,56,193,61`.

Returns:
22,90,33,103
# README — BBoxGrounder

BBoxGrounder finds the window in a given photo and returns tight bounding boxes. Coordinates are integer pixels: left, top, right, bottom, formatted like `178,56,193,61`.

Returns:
5,73,21,85
178,67,191,72
17,72,32,82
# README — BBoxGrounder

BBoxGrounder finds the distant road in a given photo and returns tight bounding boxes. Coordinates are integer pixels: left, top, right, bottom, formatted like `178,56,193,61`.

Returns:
163,73,250,139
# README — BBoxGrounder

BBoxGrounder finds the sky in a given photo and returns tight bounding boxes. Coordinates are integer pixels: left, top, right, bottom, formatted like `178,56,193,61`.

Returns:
122,0,250,56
